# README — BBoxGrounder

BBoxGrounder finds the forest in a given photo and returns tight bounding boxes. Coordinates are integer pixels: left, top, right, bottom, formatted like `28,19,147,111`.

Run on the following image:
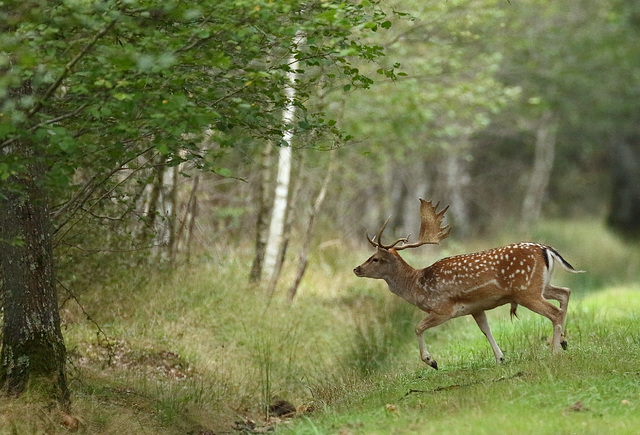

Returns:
1,0,640,433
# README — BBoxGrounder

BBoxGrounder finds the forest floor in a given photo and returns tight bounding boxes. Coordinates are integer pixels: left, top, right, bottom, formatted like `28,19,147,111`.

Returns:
1,220,639,434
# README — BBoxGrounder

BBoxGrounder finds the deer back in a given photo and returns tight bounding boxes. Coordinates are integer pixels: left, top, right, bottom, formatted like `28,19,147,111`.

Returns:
415,243,551,314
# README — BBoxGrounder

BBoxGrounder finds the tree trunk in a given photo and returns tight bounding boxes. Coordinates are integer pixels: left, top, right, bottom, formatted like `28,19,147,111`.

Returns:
249,142,274,282
266,148,305,295
262,30,306,284
146,156,165,237
167,164,179,265
607,136,640,238
0,160,69,409
521,111,558,229
445,150,471,237
176,174,200,264
263,143,292,282
287,150,336,301
388,166,409,232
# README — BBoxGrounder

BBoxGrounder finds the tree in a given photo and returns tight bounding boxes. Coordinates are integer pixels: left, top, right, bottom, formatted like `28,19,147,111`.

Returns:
0,148,69,407
335,0,517,235
607,137,640,237
0,0,398,406
520,111,558,229
262,31,305,286
488,0,640,226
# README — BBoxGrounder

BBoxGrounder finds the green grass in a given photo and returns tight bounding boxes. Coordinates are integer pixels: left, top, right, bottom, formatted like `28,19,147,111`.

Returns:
1,219,639,433
279,287,640,434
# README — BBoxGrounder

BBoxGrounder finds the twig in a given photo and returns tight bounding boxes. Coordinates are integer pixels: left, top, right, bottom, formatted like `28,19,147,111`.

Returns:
56,278,113,362
52,145,155,228
26,20,117,120
56,242,160,254
39,103,89,125
53,150,158,245
1,103,91,151
78,204,134,222
400,371,526,399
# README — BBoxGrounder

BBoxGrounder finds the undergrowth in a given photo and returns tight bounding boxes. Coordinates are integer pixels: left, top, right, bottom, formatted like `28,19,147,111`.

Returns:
0,219,638,434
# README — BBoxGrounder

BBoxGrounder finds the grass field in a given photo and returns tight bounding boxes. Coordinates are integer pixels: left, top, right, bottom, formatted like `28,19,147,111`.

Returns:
1,220,639,434
280,286,640,435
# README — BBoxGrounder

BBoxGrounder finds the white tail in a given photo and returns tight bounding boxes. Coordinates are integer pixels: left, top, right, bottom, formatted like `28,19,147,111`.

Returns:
353,199,583,369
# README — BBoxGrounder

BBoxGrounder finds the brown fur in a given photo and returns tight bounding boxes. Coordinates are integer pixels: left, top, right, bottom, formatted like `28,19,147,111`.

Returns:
354,242,582,368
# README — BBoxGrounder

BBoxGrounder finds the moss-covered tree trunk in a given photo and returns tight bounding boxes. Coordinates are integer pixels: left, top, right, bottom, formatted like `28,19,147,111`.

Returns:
0,163,69,409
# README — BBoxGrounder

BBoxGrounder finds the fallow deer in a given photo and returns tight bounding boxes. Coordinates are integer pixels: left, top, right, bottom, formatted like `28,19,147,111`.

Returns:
353,199,583,369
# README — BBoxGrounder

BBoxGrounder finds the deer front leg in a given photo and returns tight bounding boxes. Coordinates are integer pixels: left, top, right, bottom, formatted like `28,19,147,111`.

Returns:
415,314,448,370
472,311,504,363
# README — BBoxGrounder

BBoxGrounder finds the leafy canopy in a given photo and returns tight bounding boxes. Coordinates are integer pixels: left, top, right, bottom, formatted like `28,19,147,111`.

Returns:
0,0,397,192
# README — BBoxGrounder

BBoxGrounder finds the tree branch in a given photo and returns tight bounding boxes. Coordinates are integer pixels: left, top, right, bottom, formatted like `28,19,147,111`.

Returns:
0,104,90,151
53,148,158,243
51,144,155,223
57,278,113,359
26,20,117,120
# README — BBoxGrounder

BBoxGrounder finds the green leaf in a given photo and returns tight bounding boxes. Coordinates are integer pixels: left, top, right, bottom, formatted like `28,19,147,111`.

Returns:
0,123,16,139
214,167,233,177
113,92,132,101
364,22,377,31
0,163,11,181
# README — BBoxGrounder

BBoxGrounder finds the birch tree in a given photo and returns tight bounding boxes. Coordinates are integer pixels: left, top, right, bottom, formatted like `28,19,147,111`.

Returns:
262,32,306,284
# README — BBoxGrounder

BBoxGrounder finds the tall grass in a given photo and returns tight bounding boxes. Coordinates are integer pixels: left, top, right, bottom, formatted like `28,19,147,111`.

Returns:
1,219,638,433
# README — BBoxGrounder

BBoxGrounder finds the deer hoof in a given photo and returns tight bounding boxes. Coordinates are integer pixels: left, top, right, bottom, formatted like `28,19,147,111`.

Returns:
430,360,438,370
561,339,568,350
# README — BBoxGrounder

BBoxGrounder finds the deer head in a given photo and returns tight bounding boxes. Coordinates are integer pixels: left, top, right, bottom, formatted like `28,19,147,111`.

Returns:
354,199,451,282
353,247,403,279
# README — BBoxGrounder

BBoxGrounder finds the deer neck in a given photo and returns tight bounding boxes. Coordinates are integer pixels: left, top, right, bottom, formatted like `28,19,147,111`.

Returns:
383,257,420,302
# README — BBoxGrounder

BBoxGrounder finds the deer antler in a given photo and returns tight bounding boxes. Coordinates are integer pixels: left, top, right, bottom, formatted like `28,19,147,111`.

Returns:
366,199,450,251
394,199,451,250
396,199,450,249
366,216,410,249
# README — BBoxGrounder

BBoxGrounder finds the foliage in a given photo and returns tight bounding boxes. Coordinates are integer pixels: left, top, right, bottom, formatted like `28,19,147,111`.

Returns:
0,0,398,244
319,0,640,235
345,0,517,156
474,0,640,220
496,0,640,137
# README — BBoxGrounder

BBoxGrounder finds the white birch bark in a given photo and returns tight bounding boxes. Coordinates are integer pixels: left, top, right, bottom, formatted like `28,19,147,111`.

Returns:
263,31,306,283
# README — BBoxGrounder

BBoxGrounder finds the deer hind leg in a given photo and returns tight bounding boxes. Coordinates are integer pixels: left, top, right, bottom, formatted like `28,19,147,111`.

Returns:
519,297,565,353
415,314,449,370
543,284,571,349
472,311,504,363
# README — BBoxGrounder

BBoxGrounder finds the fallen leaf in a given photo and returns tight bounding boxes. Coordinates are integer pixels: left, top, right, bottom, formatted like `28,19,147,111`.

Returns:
385,403,399,413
